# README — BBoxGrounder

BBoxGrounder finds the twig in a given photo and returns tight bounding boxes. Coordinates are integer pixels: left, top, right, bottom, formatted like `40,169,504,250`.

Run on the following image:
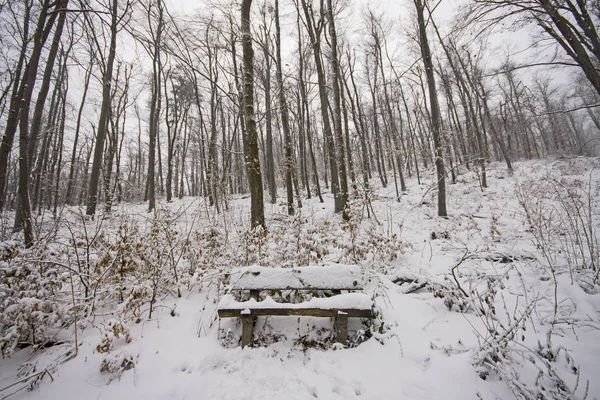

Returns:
451,249,470,298
0,369,53,399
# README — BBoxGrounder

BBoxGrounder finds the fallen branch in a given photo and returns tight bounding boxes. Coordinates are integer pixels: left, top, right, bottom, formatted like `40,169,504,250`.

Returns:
0,369,53,400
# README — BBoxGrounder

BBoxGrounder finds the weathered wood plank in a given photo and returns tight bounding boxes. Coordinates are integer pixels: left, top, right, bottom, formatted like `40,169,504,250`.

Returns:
335,311,348,343
218,307,373,318
241,310,253,348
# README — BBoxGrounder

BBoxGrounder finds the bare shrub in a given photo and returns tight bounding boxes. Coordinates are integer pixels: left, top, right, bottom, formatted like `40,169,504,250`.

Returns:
471,278,589,399
516,167,599,302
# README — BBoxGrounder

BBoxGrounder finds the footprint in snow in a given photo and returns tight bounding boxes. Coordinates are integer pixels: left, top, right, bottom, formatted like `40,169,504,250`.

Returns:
352,379,364,396
177,362,192,374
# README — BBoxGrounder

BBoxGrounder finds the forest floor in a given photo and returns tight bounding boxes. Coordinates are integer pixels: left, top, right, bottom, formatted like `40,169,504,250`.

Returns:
1,156,599,400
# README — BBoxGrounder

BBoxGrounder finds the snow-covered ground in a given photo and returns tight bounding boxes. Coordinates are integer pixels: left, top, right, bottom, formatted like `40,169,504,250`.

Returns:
1,157,599,400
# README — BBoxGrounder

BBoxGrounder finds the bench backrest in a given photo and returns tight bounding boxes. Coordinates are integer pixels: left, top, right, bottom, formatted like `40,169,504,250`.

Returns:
229,264,364,291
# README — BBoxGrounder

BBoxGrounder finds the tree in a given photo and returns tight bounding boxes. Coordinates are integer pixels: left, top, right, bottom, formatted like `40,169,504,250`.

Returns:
275,0,298,215
241,0,265,230
295,10,323,203
85,0,127,216
256,5,277,205
142,0,165,212
414,0,447,217
13,0,69,246
299,0,343,215
66,58,94,204
326,0,349,219
0,0,32,212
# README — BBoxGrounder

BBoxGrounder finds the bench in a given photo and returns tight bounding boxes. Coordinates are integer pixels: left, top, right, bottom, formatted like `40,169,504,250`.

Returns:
217,265,373,348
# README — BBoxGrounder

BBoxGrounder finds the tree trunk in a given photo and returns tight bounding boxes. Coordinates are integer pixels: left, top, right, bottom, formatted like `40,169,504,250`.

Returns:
275,0,296,215
27,3,68,166
300,0,341,213
13,0,65,245
326,0,349,220
66,59,93,204
86,0,119,216
414,0,447,217
297,14,322,202
241,0,265,230
0,2,31,211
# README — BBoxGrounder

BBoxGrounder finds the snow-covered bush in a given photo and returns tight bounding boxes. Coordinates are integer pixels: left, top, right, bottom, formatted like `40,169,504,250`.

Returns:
66,210,194,322
184,227,228,276
96,319,135,376
0,242,68,357
100,352,134,374
96,319,132,354
235,211,404,268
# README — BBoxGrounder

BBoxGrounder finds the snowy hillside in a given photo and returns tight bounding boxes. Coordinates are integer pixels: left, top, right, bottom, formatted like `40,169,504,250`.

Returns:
0,157,599,400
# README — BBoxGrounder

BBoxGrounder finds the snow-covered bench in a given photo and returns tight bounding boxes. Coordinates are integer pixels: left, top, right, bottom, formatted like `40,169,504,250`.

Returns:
217,265,373,347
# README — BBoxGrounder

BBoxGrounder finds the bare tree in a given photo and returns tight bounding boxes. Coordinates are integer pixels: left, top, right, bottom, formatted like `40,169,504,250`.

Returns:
274,0,299,215
14,0,69,245
85,0,130,216
0,0,32,212
299,0,343,215
66,57,94,204
326,0,349,219
241,0,265,230
414,0,447,217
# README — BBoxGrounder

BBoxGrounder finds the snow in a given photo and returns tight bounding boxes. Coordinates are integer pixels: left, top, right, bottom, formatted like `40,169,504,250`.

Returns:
0,157,599,400
229,264,364,290
218,293,373,311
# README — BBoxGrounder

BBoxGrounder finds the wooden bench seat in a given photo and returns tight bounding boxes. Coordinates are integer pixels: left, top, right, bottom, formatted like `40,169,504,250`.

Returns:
218,265,373,348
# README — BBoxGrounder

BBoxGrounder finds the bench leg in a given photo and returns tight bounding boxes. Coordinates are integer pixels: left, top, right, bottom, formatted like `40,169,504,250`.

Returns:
335,311,348,344
241,310,253,348
249,290,259,301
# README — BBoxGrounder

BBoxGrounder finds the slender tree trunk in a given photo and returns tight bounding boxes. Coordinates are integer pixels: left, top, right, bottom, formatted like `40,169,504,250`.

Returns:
366,53,387,188
27,3,68,165
326,0,349,219
415,0,447,216
275,0,296,215
66,59,93,204
339,71,355,184
345,51,370,186
300,0,341,213
259,21,277,205
241,0,265,230
297,15,322,202
0,2,31,211
86,0,119,216
53,82,67,215
13,0,65,245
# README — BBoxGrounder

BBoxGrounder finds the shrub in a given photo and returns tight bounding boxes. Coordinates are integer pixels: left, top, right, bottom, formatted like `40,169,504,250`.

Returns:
0,243,67,357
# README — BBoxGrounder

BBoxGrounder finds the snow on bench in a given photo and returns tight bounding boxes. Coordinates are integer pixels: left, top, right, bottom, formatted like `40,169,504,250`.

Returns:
229,264,364,292
218,265,373,347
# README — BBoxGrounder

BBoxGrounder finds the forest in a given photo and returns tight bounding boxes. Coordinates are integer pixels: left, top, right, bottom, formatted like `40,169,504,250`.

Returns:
0,0,599,398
